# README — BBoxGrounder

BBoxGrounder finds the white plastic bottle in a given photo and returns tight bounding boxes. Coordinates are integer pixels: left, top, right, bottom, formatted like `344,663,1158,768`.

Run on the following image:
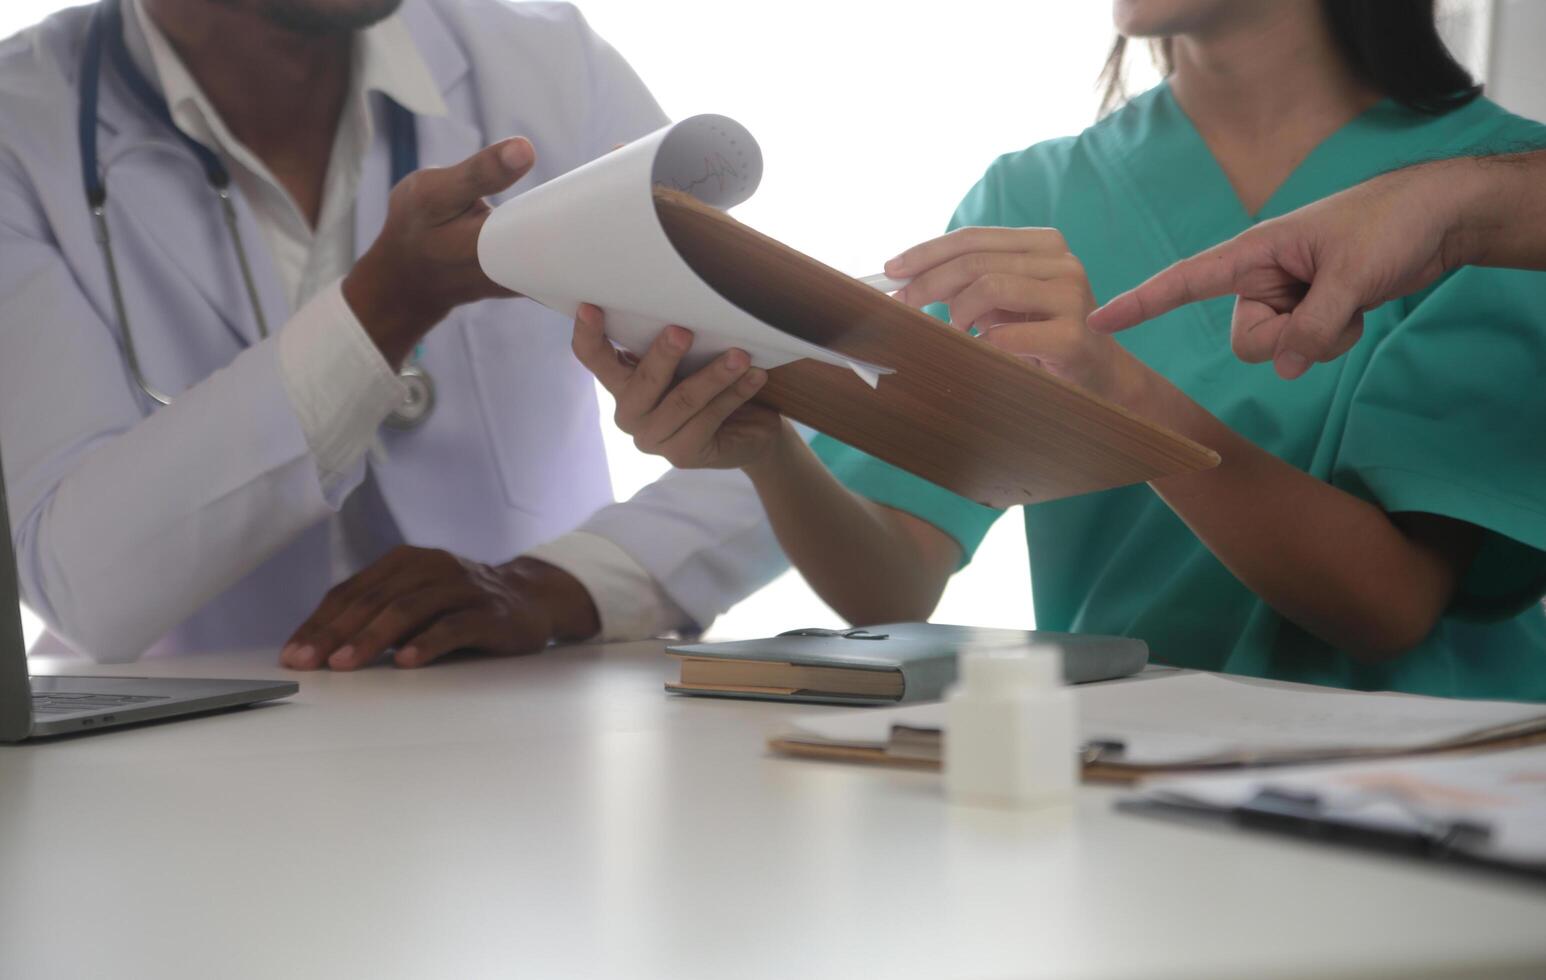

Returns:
943,645,1078,808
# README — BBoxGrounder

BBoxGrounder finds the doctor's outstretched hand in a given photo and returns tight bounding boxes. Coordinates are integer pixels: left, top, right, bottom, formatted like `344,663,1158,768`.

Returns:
280,547,601,670
342,137,535,367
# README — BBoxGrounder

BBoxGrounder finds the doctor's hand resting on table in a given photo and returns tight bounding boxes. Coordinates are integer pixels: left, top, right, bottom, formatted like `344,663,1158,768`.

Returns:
280,546,596,671
1087,149,1546,377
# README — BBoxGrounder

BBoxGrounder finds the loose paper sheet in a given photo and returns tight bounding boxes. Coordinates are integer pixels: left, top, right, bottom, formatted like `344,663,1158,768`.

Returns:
478,114,888,385
784,671,1546,767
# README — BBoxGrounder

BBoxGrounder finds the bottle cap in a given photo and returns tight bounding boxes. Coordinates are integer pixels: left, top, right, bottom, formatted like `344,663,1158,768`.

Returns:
958,644,1062,694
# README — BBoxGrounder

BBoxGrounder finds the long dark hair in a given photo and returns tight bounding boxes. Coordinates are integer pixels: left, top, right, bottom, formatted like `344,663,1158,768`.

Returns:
1097,0,1482,117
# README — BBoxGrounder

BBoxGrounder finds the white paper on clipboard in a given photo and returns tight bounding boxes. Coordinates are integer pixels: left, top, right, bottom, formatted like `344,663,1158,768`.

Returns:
476,114,890,387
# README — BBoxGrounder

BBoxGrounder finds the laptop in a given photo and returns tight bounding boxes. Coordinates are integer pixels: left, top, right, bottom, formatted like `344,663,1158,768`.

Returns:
0,446,296,742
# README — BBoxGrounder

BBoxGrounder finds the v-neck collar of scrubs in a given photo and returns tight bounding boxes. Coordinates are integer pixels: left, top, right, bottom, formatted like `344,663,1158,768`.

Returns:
1082,84,1406,355
1102,83,1396,246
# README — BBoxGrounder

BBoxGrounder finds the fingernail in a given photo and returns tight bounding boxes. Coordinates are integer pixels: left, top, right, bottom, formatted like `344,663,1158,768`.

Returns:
744,369,767,390
1275,351,1309,379
328,645,356,669
279,643,295,664
397,646,422,668
885,256,906,275
665,326,691,352
293,644,317,668
499,139,532,170
725,349,749,371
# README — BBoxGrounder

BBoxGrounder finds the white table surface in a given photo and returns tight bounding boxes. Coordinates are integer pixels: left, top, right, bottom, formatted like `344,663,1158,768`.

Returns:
4,643,1544,980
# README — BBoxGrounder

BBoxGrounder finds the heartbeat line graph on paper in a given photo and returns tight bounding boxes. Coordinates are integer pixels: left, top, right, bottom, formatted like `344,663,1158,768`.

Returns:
668,152,745,198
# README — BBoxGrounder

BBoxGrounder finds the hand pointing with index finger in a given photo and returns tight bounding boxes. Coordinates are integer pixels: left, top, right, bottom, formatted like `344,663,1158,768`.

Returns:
1087,159,1471,379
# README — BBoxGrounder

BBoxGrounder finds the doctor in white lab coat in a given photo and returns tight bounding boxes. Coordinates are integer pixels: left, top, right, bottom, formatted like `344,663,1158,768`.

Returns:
0,0,782,667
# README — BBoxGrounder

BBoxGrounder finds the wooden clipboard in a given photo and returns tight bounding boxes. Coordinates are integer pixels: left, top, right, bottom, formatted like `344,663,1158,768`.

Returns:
653,187,1219,508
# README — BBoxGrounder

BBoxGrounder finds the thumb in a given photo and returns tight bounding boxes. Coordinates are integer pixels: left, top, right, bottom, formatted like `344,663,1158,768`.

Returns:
1271,279,1362,379
418,137,535,221
1088,243,1239,334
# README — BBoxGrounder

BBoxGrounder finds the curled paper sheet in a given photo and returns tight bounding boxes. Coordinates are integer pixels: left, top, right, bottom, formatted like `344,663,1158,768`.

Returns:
477,114,890,387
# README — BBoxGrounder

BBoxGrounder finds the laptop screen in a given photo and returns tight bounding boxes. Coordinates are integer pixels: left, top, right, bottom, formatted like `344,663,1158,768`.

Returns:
0,443,35,739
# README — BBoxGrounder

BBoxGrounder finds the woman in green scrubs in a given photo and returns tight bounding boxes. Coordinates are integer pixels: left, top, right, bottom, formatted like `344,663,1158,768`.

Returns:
573,0,1546,700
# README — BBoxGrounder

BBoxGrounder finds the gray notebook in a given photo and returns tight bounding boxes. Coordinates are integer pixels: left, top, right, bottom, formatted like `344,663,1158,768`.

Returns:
666,623,1148,705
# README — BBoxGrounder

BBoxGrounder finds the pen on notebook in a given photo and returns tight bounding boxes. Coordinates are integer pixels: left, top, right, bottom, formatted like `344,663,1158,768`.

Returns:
857,273,913,294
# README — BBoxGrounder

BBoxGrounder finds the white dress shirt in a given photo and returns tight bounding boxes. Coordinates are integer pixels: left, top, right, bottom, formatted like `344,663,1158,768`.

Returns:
128,0,413,489
126,0,685,640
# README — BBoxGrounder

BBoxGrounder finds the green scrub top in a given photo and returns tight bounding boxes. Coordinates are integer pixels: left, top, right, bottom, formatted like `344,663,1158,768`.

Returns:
813,84,1546,701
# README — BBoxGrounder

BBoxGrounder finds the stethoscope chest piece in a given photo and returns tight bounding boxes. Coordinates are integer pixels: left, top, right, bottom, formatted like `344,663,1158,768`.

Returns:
386,363,435,430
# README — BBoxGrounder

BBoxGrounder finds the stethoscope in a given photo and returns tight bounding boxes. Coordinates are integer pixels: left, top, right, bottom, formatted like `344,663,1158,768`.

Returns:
77,0,434,429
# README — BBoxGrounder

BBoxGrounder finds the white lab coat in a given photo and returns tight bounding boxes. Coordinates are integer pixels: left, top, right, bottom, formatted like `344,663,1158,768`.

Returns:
0,0,785,662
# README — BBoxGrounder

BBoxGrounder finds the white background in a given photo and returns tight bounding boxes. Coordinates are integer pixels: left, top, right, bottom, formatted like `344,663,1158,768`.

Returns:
5,0,1161,652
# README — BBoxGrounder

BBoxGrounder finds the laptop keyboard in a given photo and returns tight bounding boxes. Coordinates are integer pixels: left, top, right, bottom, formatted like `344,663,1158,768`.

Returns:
31,692,168,715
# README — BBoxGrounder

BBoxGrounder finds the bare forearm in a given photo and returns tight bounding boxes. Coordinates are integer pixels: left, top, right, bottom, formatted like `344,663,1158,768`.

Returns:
744,422,956,624
1449,151,1546,272
1135,378,1471,659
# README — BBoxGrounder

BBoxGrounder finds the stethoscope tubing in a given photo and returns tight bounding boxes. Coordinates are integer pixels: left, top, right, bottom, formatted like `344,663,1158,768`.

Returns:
79,0,425,420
